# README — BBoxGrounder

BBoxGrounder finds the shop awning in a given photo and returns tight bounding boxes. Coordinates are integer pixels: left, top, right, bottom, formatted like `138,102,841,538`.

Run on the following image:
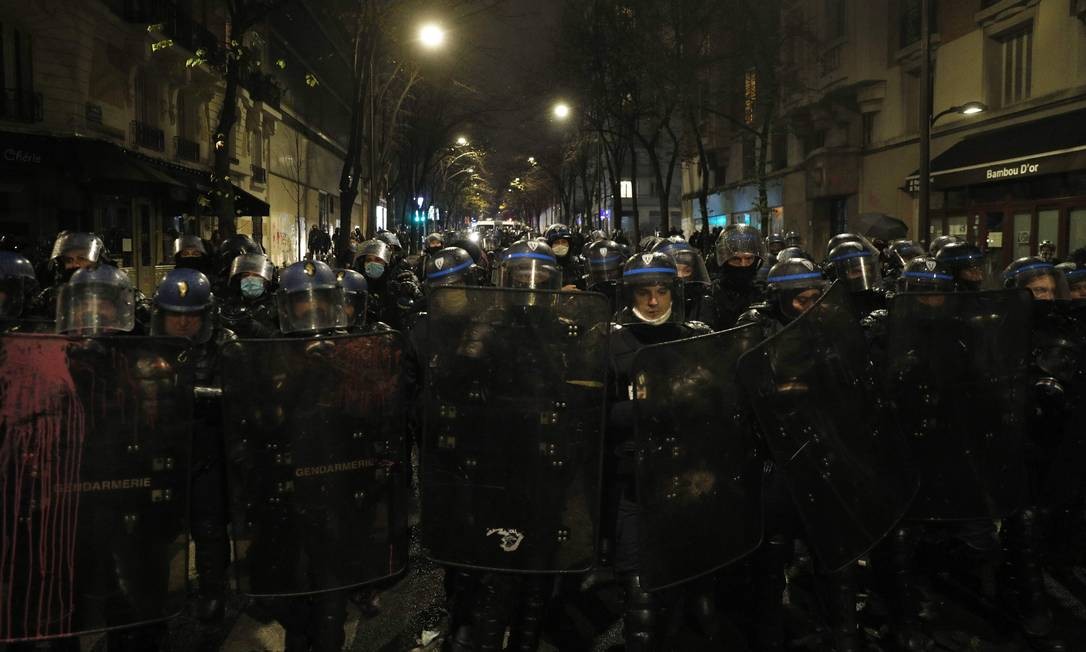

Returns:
905,107,1086,192
152,161,270,217
0,132,187,189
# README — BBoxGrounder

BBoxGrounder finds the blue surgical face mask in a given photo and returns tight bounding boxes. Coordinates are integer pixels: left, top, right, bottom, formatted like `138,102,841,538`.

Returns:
364,262,386,279
240,277,266,299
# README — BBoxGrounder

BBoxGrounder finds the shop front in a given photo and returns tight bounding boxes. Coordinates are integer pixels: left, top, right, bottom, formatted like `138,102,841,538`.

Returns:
906,108,1086,278
0,131,268,294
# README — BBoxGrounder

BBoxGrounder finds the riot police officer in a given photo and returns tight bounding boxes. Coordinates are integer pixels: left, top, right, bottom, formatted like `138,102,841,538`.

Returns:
826,237,887,317
738,257,828,337
55,265,137,336
582,239,624,312
355,238,422,330
935,241,988,291
927,234,962,258
544,223,584,290
0,250,42,332
335,268,372,333
151,268,235,622
215,233,263,295
653,239,719,328
711,224,766,328
1000,257,1073,651
172,234,216,277
217,253,279,339
607,252,711,650
33,231,108,319
882,240,925,288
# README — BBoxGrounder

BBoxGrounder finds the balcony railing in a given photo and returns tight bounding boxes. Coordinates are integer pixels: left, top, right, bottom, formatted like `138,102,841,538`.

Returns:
175,136,200,162
0,89,43,123
132,120,165,151
251,164,267,184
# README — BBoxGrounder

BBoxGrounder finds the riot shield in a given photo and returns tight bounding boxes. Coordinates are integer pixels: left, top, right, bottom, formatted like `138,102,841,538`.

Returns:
632,324,764,591
0,334,193,642
882,290,1031,521
220,332,408,597
422,286,609,573
736,282,918,572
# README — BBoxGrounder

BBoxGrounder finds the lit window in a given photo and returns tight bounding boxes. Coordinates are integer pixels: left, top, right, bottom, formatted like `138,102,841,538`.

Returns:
744,69,757,125
620,180,633,199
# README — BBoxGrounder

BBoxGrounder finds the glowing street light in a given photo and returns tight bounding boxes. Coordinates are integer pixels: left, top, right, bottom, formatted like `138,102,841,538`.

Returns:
552,102,571,120
527,156,537,165
418,23,446,50
456,136,469,146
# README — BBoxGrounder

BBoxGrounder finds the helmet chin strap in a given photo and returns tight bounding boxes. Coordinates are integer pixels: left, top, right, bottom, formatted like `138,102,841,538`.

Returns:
633,306,672,326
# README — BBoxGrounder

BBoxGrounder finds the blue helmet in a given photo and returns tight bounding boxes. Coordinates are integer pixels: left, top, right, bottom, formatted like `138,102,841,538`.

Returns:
336,268,369,327
0,250,38,318
154,268,213,312
277,260,346,334
152,268,214,342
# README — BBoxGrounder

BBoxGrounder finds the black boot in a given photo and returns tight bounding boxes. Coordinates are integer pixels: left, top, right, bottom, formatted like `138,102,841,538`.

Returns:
818,566,861,652
509,576,549,651
192,517,230,622
754,534,791,651
472,574,514,652
1003,508,1066,651
622,574,660,652
883,527,931,651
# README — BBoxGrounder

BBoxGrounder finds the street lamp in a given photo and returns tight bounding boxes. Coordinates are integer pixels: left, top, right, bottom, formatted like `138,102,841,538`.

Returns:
456,136,469,147
919,98,987,243
552,102,571,120
418,23,446,50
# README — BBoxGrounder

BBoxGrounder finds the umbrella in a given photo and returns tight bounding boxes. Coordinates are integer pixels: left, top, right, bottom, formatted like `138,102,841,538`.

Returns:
856,213,908,241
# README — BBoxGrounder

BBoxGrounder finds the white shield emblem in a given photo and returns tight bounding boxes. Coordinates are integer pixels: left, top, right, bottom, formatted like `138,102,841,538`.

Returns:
435,258,446,270
527,241,540,251
599,248,608,256
925,259,937,271
641,254,654,265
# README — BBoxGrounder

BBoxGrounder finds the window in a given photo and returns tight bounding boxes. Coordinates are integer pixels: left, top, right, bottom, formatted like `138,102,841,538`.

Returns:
999,28,1032,106
1038,208,1059,252
249,129,263,167
899,0,936,49
743,68,757,125
318,192,330,228
825,0,846,40
902,68,920,134
134,69,159,127
1069,209,1086,254
742,134,756,179
620,180,633,199
862,112,877,146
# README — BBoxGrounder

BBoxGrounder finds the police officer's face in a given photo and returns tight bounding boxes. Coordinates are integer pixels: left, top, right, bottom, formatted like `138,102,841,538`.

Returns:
291,295,329,322
1025,275,1057,301
633,284,672,319
960,266,985,283
73,296,118,332
178,246,203,259
1070,281,1086,300
676,263,693,280
163,311,204,339
790,288,821,315
727,253,755,268
61,249,94,271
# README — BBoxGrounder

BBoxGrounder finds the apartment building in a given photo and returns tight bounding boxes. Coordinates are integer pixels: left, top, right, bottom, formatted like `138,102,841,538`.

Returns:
0,0,360,294
683,0,1086,266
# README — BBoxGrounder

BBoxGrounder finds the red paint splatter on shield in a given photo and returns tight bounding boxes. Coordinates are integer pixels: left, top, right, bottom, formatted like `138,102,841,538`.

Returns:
0,338,86,640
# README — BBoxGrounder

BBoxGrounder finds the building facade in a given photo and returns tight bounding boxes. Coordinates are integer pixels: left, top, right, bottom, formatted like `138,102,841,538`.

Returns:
683,0,1086,264
0,0,360,294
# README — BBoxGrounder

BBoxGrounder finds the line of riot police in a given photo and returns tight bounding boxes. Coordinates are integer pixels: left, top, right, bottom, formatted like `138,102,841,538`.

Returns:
1,222,1085,651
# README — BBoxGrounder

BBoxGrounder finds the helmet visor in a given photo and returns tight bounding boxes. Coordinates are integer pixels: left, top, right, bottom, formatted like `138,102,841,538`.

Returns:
276,287,347,334
56,283,135,335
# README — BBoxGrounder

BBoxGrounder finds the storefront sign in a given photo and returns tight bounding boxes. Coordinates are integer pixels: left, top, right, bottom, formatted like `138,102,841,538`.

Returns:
985,162,1041,180
3,148,42,165
905,146,1086,193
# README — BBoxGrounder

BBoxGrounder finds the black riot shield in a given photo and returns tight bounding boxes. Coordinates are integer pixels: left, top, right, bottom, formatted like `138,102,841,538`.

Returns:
422,287,609,573
0,334,193,642
220,332,408,597
632,325,764,591
736,282,918,572
883,290,1032,521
